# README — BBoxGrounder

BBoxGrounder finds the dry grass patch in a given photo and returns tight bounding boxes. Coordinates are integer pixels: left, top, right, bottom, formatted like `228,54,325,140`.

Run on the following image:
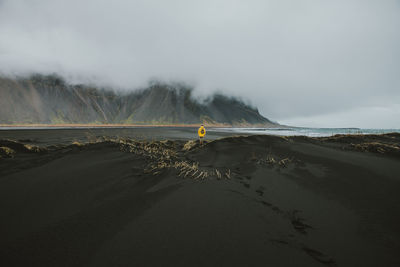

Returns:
278,158,291,167
350,142,400,154
119,139,230,180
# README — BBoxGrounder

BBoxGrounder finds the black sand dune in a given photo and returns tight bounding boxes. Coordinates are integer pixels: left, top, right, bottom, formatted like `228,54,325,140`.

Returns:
1,131,400,266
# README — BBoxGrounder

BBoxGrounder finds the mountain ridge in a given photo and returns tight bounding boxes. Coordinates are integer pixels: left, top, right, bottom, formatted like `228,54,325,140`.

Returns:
0,74,276,126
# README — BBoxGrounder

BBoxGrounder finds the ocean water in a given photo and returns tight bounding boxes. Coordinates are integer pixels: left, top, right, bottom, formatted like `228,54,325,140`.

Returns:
209,127,400,137
0,126,399,138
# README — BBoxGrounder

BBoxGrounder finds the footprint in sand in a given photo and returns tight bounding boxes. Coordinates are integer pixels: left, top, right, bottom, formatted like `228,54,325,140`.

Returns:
241,182,250,188
260,200,272,207
270,239,336,266
302,247,336,266
289,210,313,234
255,186,265,196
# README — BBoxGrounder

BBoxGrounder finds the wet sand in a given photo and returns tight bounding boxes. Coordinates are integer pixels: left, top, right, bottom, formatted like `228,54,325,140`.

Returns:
0,129,400,266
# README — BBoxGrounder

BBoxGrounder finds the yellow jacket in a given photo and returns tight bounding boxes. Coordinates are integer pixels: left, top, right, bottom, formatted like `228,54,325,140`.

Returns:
198,126,206,137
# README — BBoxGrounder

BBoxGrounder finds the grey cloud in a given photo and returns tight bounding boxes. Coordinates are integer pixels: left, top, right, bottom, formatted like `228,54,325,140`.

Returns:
0,0,399,127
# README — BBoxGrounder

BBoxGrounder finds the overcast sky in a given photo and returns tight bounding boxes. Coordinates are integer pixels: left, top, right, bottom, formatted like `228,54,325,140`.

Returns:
0,0,399,128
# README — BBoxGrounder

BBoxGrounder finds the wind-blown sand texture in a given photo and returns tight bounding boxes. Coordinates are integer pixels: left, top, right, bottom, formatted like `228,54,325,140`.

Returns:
0,131,399,266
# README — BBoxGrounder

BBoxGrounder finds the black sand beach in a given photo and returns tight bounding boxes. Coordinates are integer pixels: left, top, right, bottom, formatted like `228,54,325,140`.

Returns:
1,129,400,266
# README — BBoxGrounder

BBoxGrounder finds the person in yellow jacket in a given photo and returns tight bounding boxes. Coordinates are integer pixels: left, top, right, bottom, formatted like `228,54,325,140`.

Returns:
198,124,206,145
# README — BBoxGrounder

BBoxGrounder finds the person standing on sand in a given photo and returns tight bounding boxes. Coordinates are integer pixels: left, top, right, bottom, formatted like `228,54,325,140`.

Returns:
198,124,206,145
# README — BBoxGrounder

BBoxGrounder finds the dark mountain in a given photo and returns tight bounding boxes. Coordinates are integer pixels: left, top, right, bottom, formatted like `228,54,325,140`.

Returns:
0,74,275,126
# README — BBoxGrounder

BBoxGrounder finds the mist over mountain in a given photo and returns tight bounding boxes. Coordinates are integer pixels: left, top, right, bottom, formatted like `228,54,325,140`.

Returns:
0,74,274,126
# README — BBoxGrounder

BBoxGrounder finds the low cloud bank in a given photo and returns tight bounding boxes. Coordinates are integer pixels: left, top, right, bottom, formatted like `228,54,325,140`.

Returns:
0,0,399,127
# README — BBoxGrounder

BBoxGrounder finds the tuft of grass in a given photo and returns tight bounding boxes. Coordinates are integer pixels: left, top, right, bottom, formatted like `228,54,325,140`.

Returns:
215,169,222,179
225,169,231,179
183,140,198,151
0,146,16,158
23,144,44,153
24,144,40,153
266,156,276,164
278,158,291,167
72,141,85,147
